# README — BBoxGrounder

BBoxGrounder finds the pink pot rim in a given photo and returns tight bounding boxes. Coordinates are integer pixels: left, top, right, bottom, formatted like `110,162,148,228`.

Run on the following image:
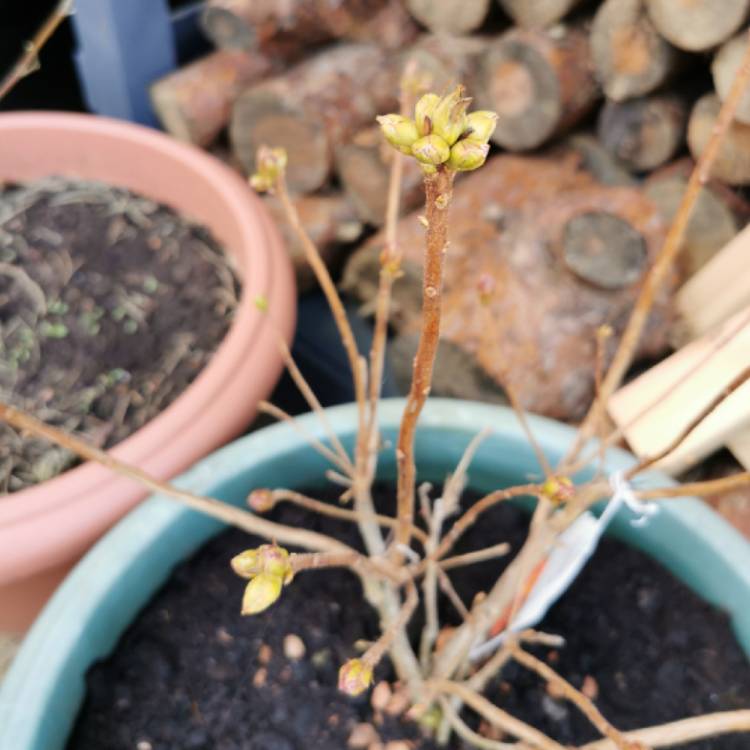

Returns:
0,112,295,583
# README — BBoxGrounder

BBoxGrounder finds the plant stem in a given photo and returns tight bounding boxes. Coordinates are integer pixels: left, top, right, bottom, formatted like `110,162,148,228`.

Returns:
0,402,349,554
394,168,455,551
637,472,750,501
0,0,73,102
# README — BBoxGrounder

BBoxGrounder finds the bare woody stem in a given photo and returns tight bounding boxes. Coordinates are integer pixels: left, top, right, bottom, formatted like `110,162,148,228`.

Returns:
563,34,750,467
394,168,455,550
0,402,349,554
0,0,73,102
637,472,750,501
510,645,634,750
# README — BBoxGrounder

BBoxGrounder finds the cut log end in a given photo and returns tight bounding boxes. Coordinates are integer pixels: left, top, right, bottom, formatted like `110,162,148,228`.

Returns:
201,5,256,50
479,27,597,151
712,33,750,125
688,94,750,186
597,95,686,172
231,95,329,192
406,0,491,35
591,0,680,102
498,0,584,28
646,0,750,52
562,211,647,289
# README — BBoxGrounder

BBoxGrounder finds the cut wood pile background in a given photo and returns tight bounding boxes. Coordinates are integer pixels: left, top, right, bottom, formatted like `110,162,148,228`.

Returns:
153,0,750,530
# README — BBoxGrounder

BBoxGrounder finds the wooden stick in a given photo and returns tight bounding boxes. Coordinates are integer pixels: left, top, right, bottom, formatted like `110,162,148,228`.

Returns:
713,32,750,125
0,0,73,102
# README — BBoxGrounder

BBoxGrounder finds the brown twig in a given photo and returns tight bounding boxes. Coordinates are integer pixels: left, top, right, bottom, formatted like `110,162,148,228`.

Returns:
0,0,73,102
563,33,750,467
636,472,750,501
0,402,350,554
267,489,429,546
429,679,566,750
435,484,540,560
439,697,523,750
440,543,511,571
394,167,455,550
577,710,750,750
510,645,634,750
625,364,750,479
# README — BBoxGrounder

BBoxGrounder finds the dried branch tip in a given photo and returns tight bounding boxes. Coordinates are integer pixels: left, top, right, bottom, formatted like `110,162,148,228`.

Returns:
247,488,276,512
250,146,288,193
377,85,497,173
338,658,374,696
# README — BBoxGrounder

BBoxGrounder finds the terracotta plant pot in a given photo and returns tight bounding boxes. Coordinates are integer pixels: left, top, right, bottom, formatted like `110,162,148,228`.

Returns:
0,112,295,632
0,399,748,748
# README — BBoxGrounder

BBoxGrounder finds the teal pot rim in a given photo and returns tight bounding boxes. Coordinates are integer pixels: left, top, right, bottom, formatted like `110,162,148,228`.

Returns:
1,398,749,749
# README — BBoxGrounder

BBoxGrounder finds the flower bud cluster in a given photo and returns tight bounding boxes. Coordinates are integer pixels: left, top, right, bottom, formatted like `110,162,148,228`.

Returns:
338,658,374,696
250,146,288,193
230,543,294,615
377,86,497,174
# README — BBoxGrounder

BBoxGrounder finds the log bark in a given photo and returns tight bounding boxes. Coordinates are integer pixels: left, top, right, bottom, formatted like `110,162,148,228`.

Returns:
497,0,585,28
342,154,675,420
201,0,416,53
688,93,750,185
476,26,599,151
150,50,275,147
596,94,687,172
562,133,638,186
334,127,424,226
645,158,746,276
265,193,363,292
406,0,491,35
591,0,681,102
230,44,397,194
646,0,750,52
713,32,750,125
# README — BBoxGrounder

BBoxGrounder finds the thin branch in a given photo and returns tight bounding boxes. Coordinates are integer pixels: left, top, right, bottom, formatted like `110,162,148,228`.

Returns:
577,710,750,750
636,472,750,501
429,680,566,750
510,645,633,750
267,489,429,545
277,338,353,473
290,550,404,585
435,484,540,560
563,33,750,466
442,427,493,516
394,168,456,551
258,401,352,476
625,364,750,479
0,402,350,554
440,543,511,571
439,697,523,750
437,567,470,621
0,0,73,102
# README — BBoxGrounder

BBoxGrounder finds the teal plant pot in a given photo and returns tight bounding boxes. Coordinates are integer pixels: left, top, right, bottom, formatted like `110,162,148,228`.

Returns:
1,398,749,749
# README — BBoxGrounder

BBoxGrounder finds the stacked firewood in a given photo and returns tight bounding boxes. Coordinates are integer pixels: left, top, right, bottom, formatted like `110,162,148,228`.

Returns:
151,0,750,419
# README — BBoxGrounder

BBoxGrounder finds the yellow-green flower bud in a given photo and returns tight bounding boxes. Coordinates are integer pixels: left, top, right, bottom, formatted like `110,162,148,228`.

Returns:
465,111,499,143
447,139,489,171
414,92,440,136
338,658,373,696
431,86,471,146
376,114,419,151
247,488,275,513
257,543,294,583
250,145,287,193
231,549,262,579
241,572,283,615
541,475,575,505
411,134,450,166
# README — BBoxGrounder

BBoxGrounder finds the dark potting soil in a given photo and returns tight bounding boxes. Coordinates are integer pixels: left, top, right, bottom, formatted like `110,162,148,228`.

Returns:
0,177,240,493
68,485,750,750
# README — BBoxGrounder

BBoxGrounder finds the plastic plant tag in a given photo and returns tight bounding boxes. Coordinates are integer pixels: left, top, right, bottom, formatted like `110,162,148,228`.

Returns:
470,471,658,661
